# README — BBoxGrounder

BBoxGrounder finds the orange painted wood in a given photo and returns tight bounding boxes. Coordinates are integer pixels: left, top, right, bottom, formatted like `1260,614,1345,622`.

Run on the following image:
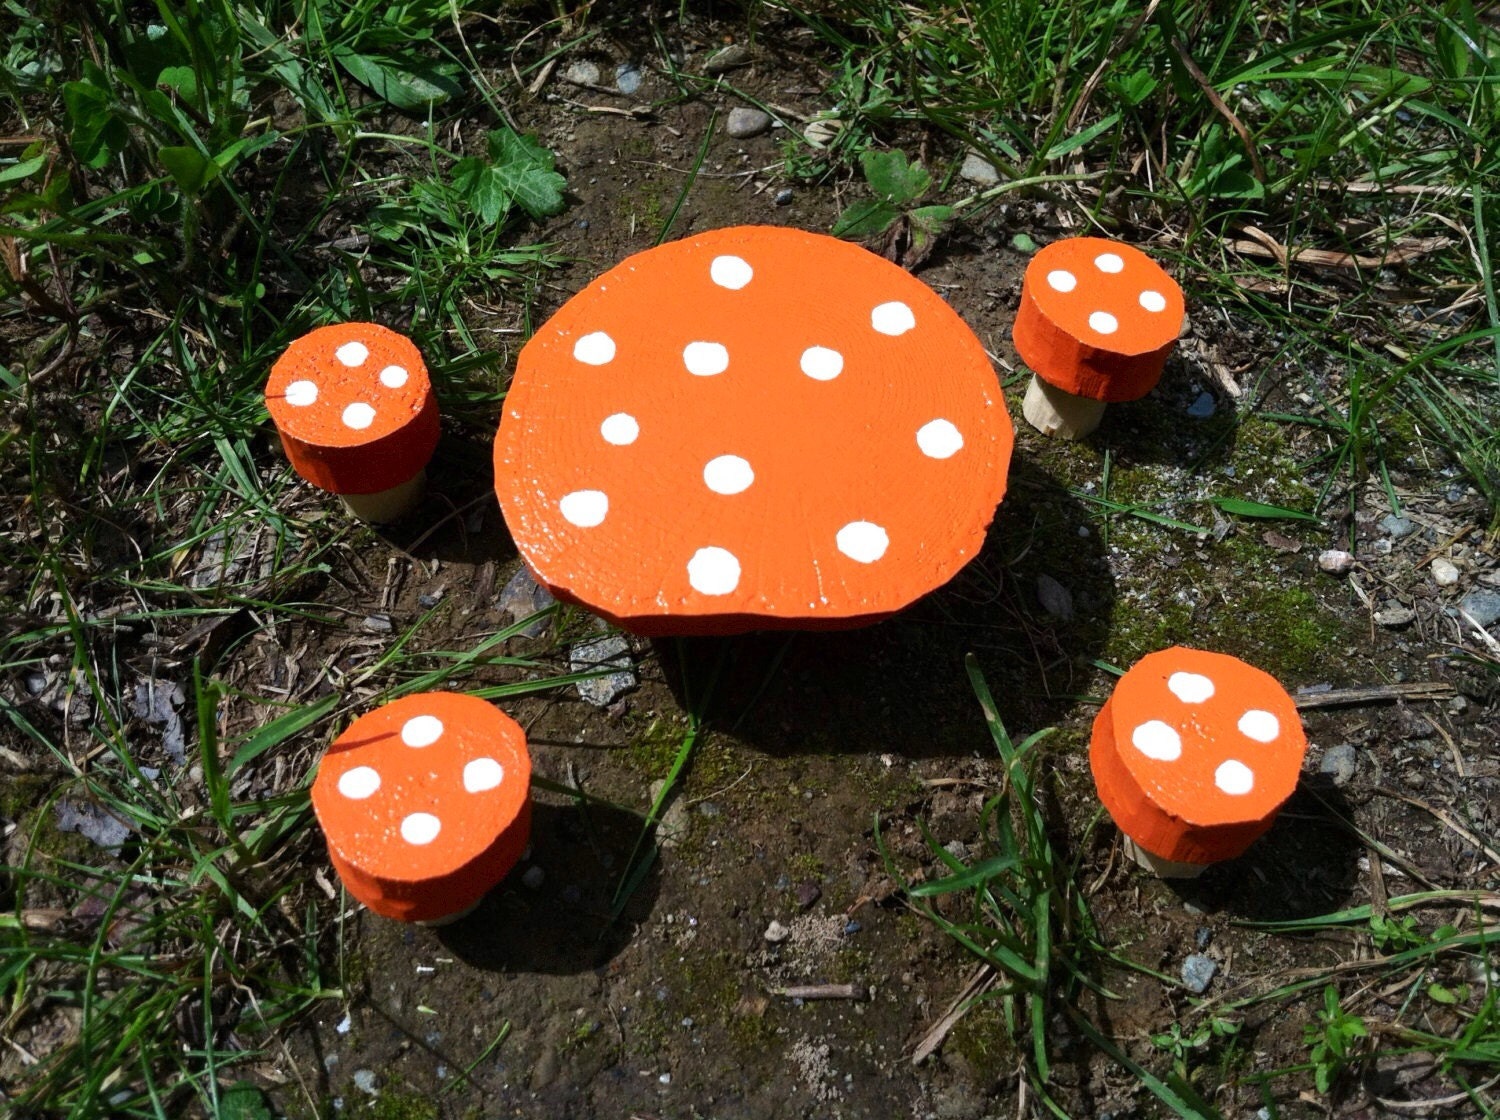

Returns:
265,323,440,495
492,225,1014,636
311,692,531,923
1089,647,1307,866
1012,237,1183,402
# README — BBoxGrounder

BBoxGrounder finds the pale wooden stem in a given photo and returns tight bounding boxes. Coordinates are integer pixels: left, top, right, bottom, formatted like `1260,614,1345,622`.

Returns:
1022,374,1106,440
1122,835,1208,880
339,469,427,524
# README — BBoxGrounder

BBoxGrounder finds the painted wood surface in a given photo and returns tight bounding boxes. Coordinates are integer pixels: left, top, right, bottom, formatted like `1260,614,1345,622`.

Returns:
1012,237,1183,403
265,322,440,495
311,692,531,923
1089,646,1307,868
493,225,1014,636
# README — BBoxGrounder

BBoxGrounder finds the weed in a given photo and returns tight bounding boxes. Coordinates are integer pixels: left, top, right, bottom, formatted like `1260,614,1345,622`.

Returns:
1304,985,1370,1094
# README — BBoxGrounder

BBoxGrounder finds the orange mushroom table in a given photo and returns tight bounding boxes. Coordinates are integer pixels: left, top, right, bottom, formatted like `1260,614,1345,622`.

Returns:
311,692,531,923
1090,647,1307,878
265,323,440,522
493,225,1014,636
1013,237,1184,439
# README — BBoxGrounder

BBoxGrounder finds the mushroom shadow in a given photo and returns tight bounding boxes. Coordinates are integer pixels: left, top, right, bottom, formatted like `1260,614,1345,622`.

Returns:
651,457,1116,757
376,428,517,569
1166,780,1361,922
1087,349,1242,474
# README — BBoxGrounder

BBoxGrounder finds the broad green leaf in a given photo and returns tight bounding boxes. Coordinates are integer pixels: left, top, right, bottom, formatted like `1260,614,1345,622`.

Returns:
452,157,510,225
860,148,929,204
155,64,199,105
832,198,898,238
332,45,461,110
487,128,567,220
158,145,213,194
908,204,954,237
1210,497,1319,522
219,1083,274,1120
63,70,125,169
0,154,46,185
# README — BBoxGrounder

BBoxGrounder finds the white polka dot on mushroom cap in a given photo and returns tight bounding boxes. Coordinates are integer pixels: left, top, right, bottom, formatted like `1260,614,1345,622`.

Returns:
688,546,740,595
1139,290,1167,313
683,341,729,376
463,757,505,793
836,521,889,564
285,380,318,406
1047,269,1077,293
917,419,963,459
600,413,639,445
710,255,753,290
1167,671,1215,703
703,455,754,495
1089,311,1119,335
401,812,441,845
342,402,376,430
871,301,916,336
1215,759,1255,795
574,331,616,365
336,341,369,367
800,346,844,381
1131,720,1182,761
338,765,381,800
379,365,408,388
401,715,444,747
1094,252,1124,273
1238,710,1280,742
560,490,609,528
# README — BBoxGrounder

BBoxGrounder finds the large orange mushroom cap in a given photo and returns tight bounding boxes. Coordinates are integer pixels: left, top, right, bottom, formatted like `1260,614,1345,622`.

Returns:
311,692,531,923
1012,237,1184,403
1089,647,1307,866
493,225,1014,636
265,323,440,495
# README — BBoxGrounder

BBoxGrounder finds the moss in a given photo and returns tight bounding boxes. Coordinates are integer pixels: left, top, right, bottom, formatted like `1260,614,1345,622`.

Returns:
344,1082,438,1120
946,997,1017,1083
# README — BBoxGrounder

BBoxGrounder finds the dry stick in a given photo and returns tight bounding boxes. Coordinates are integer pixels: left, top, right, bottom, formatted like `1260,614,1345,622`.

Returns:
1065,0,1161,131
772,983,867,1001
908,962,996,1065
1171,37,1265,184
1376,786,1500,868
1376,1075,1500,1113
1291,682,1456,710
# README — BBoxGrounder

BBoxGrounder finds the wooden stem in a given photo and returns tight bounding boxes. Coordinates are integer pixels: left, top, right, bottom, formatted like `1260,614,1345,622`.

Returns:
1122,835,1209,880
1022,374,1106,440
339,469,427,524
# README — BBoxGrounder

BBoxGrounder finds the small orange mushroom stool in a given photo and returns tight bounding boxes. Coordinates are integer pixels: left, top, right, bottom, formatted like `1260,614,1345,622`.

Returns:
1090,647,1307,878
493,225,1014,636
311,692,531,923
265,323,440,522
1012,237,1184,439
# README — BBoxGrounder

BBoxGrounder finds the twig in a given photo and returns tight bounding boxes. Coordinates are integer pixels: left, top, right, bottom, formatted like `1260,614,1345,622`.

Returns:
1292,682,1456,710
1375,787,1500,868
772,983,867,1001
1171,38,1265,183
909,962,995,1065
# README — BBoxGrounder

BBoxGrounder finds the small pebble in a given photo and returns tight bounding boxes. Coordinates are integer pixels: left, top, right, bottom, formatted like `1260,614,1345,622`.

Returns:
351,1070,378,1095
614,62,643,95
764,920,791,943
336,1013,352,1035
1181,954,1218,994
362,614,393,633
1431,558,1460,587
563,60,601,86
1446,486,1464,503
1320,743,1357,786
1458,588,1500,628
942,839,971,863
697,801,722,818
1035,574,1074,621
570,633,637,707
773,187,794,206
958,152,999,186
1186,390,1216,419
658,1072,672,1085
522,866,546,890
726,107,772,138
1195,927,1212,949
1378,513,1417,538
417,590,443,608
1372,538,1393,555
843,920,862,935
1375,605,1415,628
794,881,822,909
1318,549,1355,575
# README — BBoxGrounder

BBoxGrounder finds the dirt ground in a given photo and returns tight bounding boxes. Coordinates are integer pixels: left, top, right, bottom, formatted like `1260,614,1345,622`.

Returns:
8,12,1500,1120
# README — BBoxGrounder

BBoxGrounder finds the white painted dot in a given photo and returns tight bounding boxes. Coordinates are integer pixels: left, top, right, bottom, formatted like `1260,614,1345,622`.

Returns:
463,757,505,793
559,490,608,528
688,547,740,596
600,413,639,445
379,364,409,388
1215,759,1255,795
1131,720,1182,761
342,402,376,430
401,812,441,845
573,332,616,365
1167,672,1215,704
1094,252,1124,273
337,766,381,800
683,341,729,376
800,346,844,381
1140,290,1167,313
1238,710,1280,743
916,419,964,459
336,341,369,367
284,380,318,406
1088,311,1119,335
871,301,915,336
836,521,889,564
401,715,444,747
710,255,753,290
703,455,754,495
1047,269,1077,293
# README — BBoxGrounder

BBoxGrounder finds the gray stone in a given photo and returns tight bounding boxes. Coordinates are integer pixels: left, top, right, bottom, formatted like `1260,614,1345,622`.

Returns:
1458,588,1500,628
1431,558,1460,587
1317,549,1354,575
1036,574,1075,621
55,799,132,850
362,614,392,633
774,187,794,206
649,779,689,849
131,677,186,764
1375,605,1415,628
1186,390,1216,419
521,865,545,890
1181,954,1218,994
562,60,601,86
1320,743,1357,785
351,1069,378,1095
794,881,821,909
498,565,555,637
570,633,637,707
704,44,752,74
614,62,643,95
958,153,999,186
726,107,772,138
1379,514,1417,538
763,920,791,943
